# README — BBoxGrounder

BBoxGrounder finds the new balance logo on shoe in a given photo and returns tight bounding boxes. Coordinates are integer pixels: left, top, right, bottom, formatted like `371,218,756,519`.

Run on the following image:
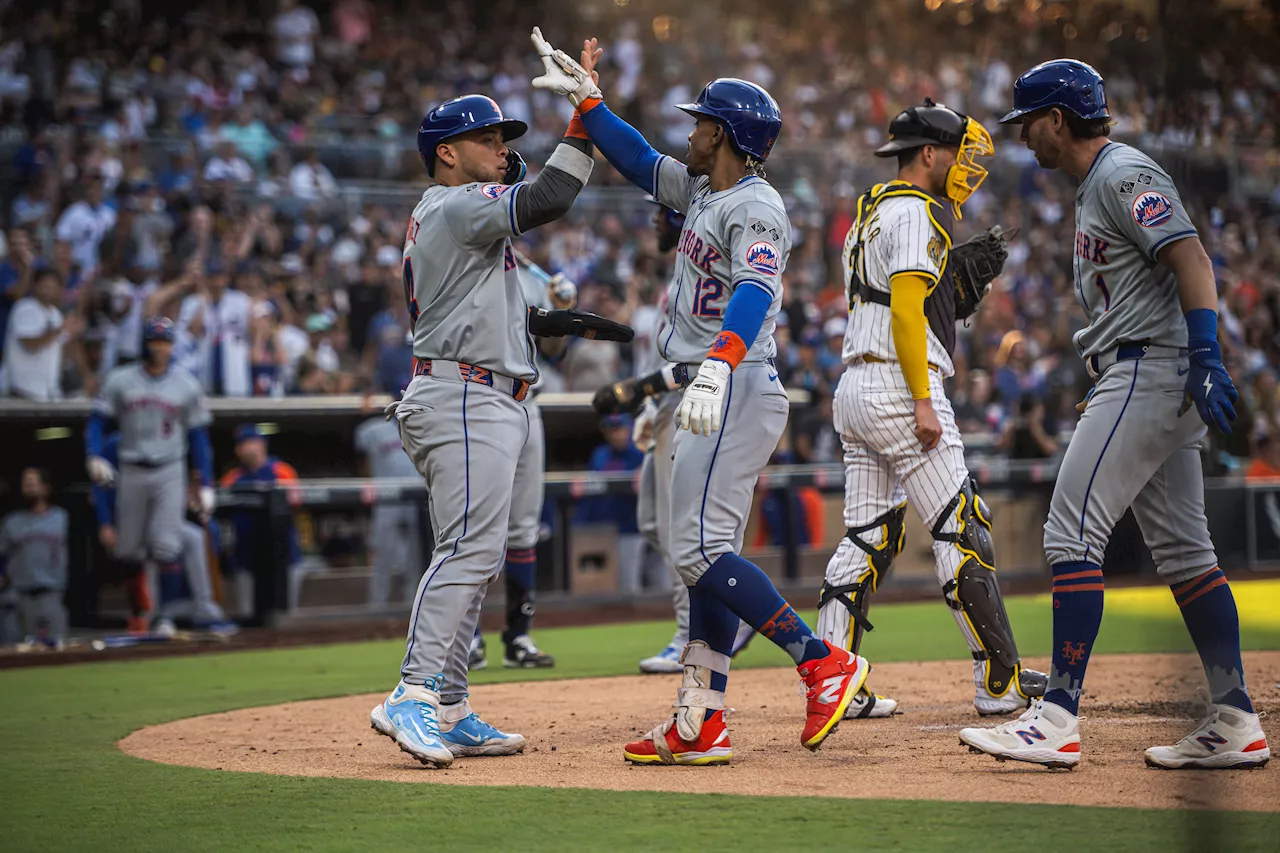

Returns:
818,677,845,705
1195,730,1229,752
1016,727,1047,745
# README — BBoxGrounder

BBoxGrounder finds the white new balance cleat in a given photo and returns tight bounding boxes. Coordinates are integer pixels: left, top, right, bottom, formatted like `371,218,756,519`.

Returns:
843,685,900,719
1145,695,1270,770
370,678,455,768
959,697,1081,769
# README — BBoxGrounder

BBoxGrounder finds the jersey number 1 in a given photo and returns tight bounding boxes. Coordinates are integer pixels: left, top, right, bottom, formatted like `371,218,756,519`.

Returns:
402,259,420,326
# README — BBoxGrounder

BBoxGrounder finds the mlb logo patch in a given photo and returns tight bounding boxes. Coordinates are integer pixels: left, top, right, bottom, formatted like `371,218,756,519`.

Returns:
745,241,780,276
481,183,510,199
1131,191,1173,228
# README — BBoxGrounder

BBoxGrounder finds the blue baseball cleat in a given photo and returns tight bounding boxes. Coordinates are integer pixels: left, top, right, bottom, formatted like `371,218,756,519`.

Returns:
370,678,455,768
439,699,527,757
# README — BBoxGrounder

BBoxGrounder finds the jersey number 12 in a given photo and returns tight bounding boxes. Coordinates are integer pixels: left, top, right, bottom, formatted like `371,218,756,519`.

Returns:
691,276,724,318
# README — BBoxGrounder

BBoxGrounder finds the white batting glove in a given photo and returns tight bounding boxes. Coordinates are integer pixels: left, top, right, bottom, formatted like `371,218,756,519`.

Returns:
549,273,577,309
632,399,657,452
530,27,602,107
86,455,116,487
676,360,732,436
198,486,216,521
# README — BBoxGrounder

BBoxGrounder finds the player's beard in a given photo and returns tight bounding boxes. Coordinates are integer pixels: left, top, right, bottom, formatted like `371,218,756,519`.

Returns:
461,155,504,185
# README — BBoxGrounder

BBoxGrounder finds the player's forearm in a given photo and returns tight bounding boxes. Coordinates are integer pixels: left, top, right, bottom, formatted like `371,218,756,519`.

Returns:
889,273,932,400
187,427,214,486
513,140,594,232
707,284,772,370
92,483,113,526
576,100,661,195
1164,237,1218,315
85,413,108,457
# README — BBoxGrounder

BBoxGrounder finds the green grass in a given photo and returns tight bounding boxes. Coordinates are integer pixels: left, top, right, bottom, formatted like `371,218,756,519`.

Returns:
3,581,1279,852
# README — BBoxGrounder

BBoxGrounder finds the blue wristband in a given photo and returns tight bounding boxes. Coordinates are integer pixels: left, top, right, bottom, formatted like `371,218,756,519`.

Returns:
1185,308,1217,345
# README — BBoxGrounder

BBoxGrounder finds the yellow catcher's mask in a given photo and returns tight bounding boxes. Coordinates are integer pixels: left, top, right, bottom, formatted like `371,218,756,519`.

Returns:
944,117,994,219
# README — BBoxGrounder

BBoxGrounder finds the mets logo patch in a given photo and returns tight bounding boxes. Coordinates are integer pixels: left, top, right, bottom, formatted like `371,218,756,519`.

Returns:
745,241,780,276
480,183,510,199
1131,191,1173,228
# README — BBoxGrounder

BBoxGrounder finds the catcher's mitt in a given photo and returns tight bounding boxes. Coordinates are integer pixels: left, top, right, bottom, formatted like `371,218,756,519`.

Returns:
951,225,1017,321
527,307,634,343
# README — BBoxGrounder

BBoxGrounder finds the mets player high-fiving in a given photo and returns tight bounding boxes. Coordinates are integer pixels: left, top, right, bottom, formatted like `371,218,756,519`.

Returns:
532,31,869,765
371,62,631,768
85,316,215,634
817,101,1046,721
961,60,1268,770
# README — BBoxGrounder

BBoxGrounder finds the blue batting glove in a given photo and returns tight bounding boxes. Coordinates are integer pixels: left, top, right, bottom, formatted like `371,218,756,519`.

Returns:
1182,337,1238,435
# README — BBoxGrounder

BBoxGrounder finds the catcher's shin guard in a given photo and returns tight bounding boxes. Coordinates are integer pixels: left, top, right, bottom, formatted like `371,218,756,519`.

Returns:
817,502,907,653
931,480,1035,699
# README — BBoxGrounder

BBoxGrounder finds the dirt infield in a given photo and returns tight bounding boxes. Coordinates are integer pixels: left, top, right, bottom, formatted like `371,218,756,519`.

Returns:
120,651,1279,811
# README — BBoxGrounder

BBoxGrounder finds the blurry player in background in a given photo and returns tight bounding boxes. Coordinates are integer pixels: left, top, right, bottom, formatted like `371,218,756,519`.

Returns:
0,468,69,648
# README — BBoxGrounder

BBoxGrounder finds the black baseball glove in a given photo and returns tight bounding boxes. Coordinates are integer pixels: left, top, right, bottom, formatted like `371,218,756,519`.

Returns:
527,307,634,343
503,150,527,185
951,225,1017,321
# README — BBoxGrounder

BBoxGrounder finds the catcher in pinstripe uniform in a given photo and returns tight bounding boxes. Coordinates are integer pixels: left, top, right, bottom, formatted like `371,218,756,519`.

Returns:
816,100,1047,719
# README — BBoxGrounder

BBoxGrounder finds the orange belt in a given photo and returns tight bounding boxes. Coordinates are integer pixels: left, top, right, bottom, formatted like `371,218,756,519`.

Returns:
860,354,940,373
412,358,531,402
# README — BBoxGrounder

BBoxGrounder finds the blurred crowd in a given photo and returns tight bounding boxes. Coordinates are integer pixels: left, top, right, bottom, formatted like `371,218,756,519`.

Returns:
1,0,1279,471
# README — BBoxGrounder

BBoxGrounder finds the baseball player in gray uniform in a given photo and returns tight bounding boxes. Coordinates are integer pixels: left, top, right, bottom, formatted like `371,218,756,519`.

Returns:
0,468,69,648
467,250,573,671
543,34,869,765
86,316,215,633
355,414,423,606
370,77,631,768
961,60,1268,770
595,200,755,674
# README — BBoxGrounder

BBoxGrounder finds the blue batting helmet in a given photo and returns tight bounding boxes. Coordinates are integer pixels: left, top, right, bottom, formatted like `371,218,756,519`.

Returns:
417,95,527,176
142,316,175,344
677,78,782,162
999,59,1109,125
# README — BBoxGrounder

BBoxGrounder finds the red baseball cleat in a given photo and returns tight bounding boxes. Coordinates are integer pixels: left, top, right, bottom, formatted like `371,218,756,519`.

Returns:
624,709,732,766
797,640,870,750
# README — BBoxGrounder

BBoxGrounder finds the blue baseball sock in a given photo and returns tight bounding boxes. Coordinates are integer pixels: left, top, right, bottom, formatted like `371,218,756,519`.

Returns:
502,546,537,644
1043,561,1105,715
1172,567,1253,713
688,585,737,699
696,553,826,665
158,561,184,613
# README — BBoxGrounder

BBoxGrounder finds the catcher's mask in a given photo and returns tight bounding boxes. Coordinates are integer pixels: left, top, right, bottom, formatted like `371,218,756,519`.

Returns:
944,117,994,219
876,99,994,219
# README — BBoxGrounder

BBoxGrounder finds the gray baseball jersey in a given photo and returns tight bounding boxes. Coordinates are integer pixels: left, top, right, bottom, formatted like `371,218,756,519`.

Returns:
402,182,538,383
391,139,593,700
93,364,211,465
1043,140,1226,705
652,161,788,366
1070,142,1198,358
0,507,69,591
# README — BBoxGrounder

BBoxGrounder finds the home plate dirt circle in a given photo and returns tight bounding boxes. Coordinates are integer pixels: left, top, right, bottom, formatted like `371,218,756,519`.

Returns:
120,652,1280,812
